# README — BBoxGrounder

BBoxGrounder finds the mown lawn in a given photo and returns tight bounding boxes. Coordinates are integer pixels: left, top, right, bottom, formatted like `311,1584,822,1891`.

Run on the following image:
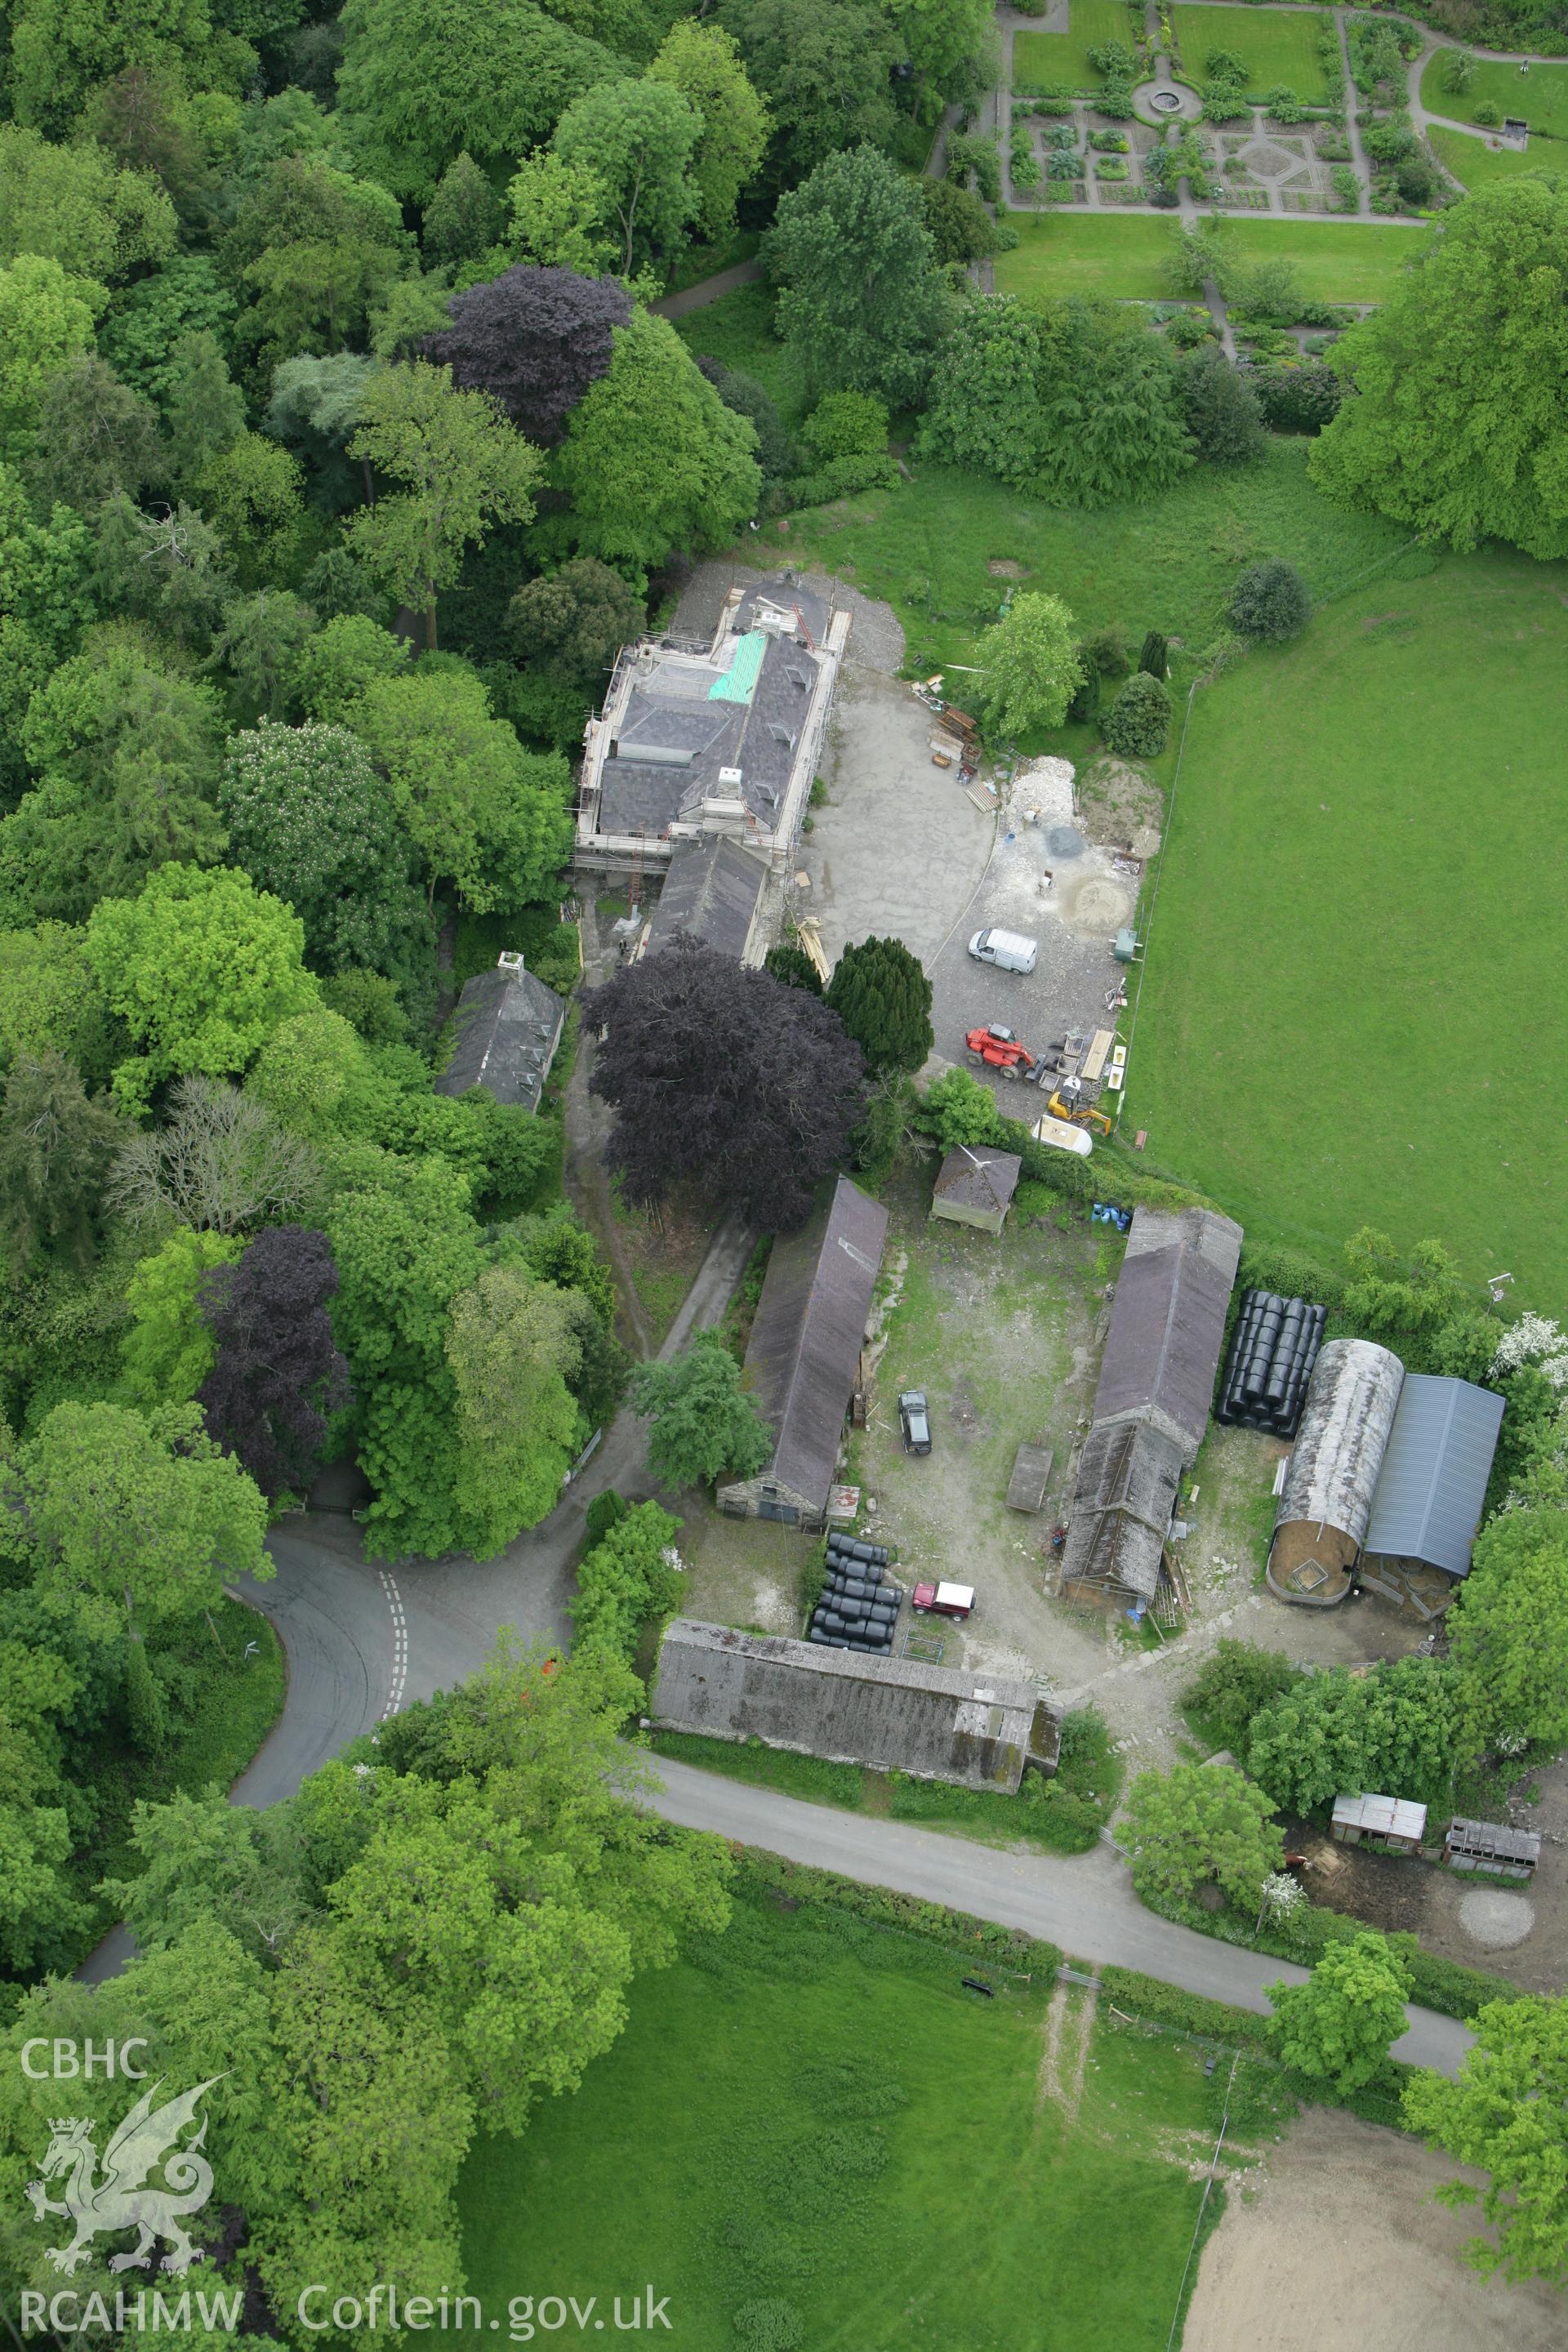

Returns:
457,1878,1268,2350
1428,122,1561,190
995,211,1428,305
758,436,1409,679
1420,50,1568,139
1169,1,1334,99
1014,0,1142,91
1129,550,1568,1303
672,280,809,423
996,208,1184,298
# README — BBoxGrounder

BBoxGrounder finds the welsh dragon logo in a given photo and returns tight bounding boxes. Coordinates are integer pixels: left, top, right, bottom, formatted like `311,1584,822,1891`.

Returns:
24,2077,223,2277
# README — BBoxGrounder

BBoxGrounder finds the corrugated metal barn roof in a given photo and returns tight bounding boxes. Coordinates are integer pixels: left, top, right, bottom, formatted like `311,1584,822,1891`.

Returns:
742,1176,889,1512
1276,1338,1405,1547
1363,1374,1505,1579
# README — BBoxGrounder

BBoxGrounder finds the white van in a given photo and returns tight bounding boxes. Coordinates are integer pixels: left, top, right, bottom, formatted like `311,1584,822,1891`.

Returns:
968,927,1038,975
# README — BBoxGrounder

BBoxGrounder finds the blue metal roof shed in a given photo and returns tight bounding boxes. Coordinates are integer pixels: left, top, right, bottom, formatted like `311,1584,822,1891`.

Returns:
1362,1374,1505,1579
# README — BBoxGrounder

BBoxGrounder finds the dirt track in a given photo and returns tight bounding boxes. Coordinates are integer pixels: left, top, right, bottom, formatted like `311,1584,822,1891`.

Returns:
1186,2105,1566,2352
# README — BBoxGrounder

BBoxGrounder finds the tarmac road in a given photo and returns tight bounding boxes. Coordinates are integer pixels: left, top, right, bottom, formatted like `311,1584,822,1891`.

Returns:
641,1757,1476,2078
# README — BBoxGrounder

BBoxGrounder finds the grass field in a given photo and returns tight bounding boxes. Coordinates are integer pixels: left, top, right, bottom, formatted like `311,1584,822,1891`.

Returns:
760,436,1408,677
994,212,1429,305
457,1877,1282,2349
1428,122,1563,190
1421,50,1568,139
1130,550,1568,1304
1014,0,1141,91
1169,1,1334,99
672,280,809,423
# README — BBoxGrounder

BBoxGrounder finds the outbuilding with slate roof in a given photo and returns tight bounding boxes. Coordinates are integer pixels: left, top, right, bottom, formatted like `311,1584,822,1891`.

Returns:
717,1176,889,1530
435,953,566,1114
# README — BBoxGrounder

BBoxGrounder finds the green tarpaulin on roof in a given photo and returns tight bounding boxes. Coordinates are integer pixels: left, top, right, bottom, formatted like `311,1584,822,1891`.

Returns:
708,630,766,705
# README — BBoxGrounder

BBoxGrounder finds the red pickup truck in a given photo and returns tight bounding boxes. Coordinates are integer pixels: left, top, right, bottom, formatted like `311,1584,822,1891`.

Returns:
911,1581,975,1621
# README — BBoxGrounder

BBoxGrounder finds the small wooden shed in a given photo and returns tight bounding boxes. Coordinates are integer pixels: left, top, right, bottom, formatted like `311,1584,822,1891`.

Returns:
1331,1792,1428,1855
930,1145,1022,1236
1443,1817,1541,1881
1006,1441,1054,1514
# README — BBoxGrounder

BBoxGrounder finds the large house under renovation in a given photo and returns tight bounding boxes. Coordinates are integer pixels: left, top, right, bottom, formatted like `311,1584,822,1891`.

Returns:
574,574,850,886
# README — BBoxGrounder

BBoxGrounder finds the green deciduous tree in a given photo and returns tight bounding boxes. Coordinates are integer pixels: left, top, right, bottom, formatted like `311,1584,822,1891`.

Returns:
1447,1508,1568,1756
1246,1658,1458,1815
1184,1638,1303,1753
919,295,1042,483
1268,1930,1412,2091
1403,1991,1568,2284
646,21,769,243
548,308,761,574
84,862,319,1110
1310,181,1568,559
347,359,543,649
1120,1762,1284,1909
197,431,307,585
219,719,430,987
978,590,1083,738
5,1398,270,1644
630,1336,773,1490
916,1066,1004,1151
569,1501,685,1664
826,934,933,1076
324,1160,483,1554
2,635,226,929
720,0,902,185
0,253,106,461
336,0,627,203
350,662,572,916
552,78,701,276
764,143,953,407
121,1227,244,1405
920,175,1005,268
503,153,619,274
445,1262,582,1553
0,122,177,283
0,920,116,1087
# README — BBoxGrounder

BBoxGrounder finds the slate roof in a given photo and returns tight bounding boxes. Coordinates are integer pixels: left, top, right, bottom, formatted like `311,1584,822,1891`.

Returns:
1092,1206,1244,1460
742,1177,889,1512
1277,1339,1405,1548
933,1146,1022,1218
1362,1374,1505,1578
436,960,565,1113
1060,1419,1184,1601
645,836,768,961
598,588,826,839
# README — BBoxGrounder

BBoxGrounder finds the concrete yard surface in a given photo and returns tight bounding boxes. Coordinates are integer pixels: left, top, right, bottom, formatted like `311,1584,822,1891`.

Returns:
1186,2105,1566,2352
